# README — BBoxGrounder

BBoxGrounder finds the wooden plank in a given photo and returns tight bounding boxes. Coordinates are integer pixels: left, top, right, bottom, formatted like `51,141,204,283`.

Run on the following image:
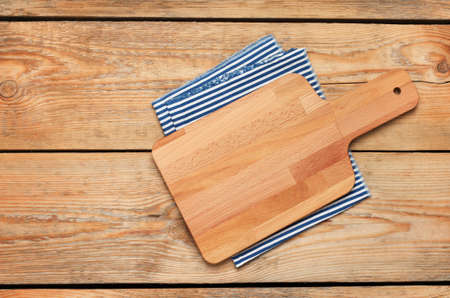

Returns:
1,287,449,297
0,152,448,284
0,0,449,20
0,22,448,150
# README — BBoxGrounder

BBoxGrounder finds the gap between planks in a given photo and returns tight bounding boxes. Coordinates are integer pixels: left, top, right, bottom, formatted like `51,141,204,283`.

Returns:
0,17,450,25
0,150,449,154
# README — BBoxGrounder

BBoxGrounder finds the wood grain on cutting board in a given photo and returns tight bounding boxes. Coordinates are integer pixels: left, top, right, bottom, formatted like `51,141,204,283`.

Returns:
152,70,419,263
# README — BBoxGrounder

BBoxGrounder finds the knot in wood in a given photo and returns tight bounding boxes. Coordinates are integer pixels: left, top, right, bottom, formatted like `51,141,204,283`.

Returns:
437,60,448,74
0,80,18,99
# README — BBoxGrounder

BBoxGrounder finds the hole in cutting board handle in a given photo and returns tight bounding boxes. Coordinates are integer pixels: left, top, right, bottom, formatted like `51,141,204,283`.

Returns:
393,87,401,95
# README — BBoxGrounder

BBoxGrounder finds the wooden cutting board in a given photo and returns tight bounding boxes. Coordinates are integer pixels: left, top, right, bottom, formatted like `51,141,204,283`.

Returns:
152,70,419,264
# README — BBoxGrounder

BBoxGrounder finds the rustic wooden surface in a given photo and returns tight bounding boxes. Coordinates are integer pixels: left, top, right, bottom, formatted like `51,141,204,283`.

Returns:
0,0,448,295
0,22,448,150
0,152,448,284
1,286,449,297
0,0,449,20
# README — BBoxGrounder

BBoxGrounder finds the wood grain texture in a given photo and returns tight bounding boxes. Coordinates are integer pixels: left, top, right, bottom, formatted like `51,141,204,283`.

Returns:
0,22,448,150
152,71,418,263
330,71,419,141
0,152,448,284
1,286,449,298
328,82,450,151
0,0,449,20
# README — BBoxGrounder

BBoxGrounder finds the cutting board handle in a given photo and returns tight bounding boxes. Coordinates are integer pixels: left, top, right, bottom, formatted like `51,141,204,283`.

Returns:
331,70,419,144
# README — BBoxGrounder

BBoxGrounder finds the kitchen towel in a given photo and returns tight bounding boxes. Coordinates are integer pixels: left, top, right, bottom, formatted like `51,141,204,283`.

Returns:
153,35,324,135
151,35,371,267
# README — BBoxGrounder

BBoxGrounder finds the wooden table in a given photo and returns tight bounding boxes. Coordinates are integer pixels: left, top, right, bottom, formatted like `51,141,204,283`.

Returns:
0,1,449,297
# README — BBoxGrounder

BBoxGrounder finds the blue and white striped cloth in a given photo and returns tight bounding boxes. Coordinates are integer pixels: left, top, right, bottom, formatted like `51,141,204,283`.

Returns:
153,35,324,135
151,35,371,267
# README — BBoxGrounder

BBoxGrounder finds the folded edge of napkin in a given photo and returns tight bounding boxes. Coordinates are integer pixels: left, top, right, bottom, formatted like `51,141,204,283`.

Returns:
165,48,325,132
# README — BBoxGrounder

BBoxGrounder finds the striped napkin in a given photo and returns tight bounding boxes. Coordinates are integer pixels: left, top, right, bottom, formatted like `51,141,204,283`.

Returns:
152,35,371,267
